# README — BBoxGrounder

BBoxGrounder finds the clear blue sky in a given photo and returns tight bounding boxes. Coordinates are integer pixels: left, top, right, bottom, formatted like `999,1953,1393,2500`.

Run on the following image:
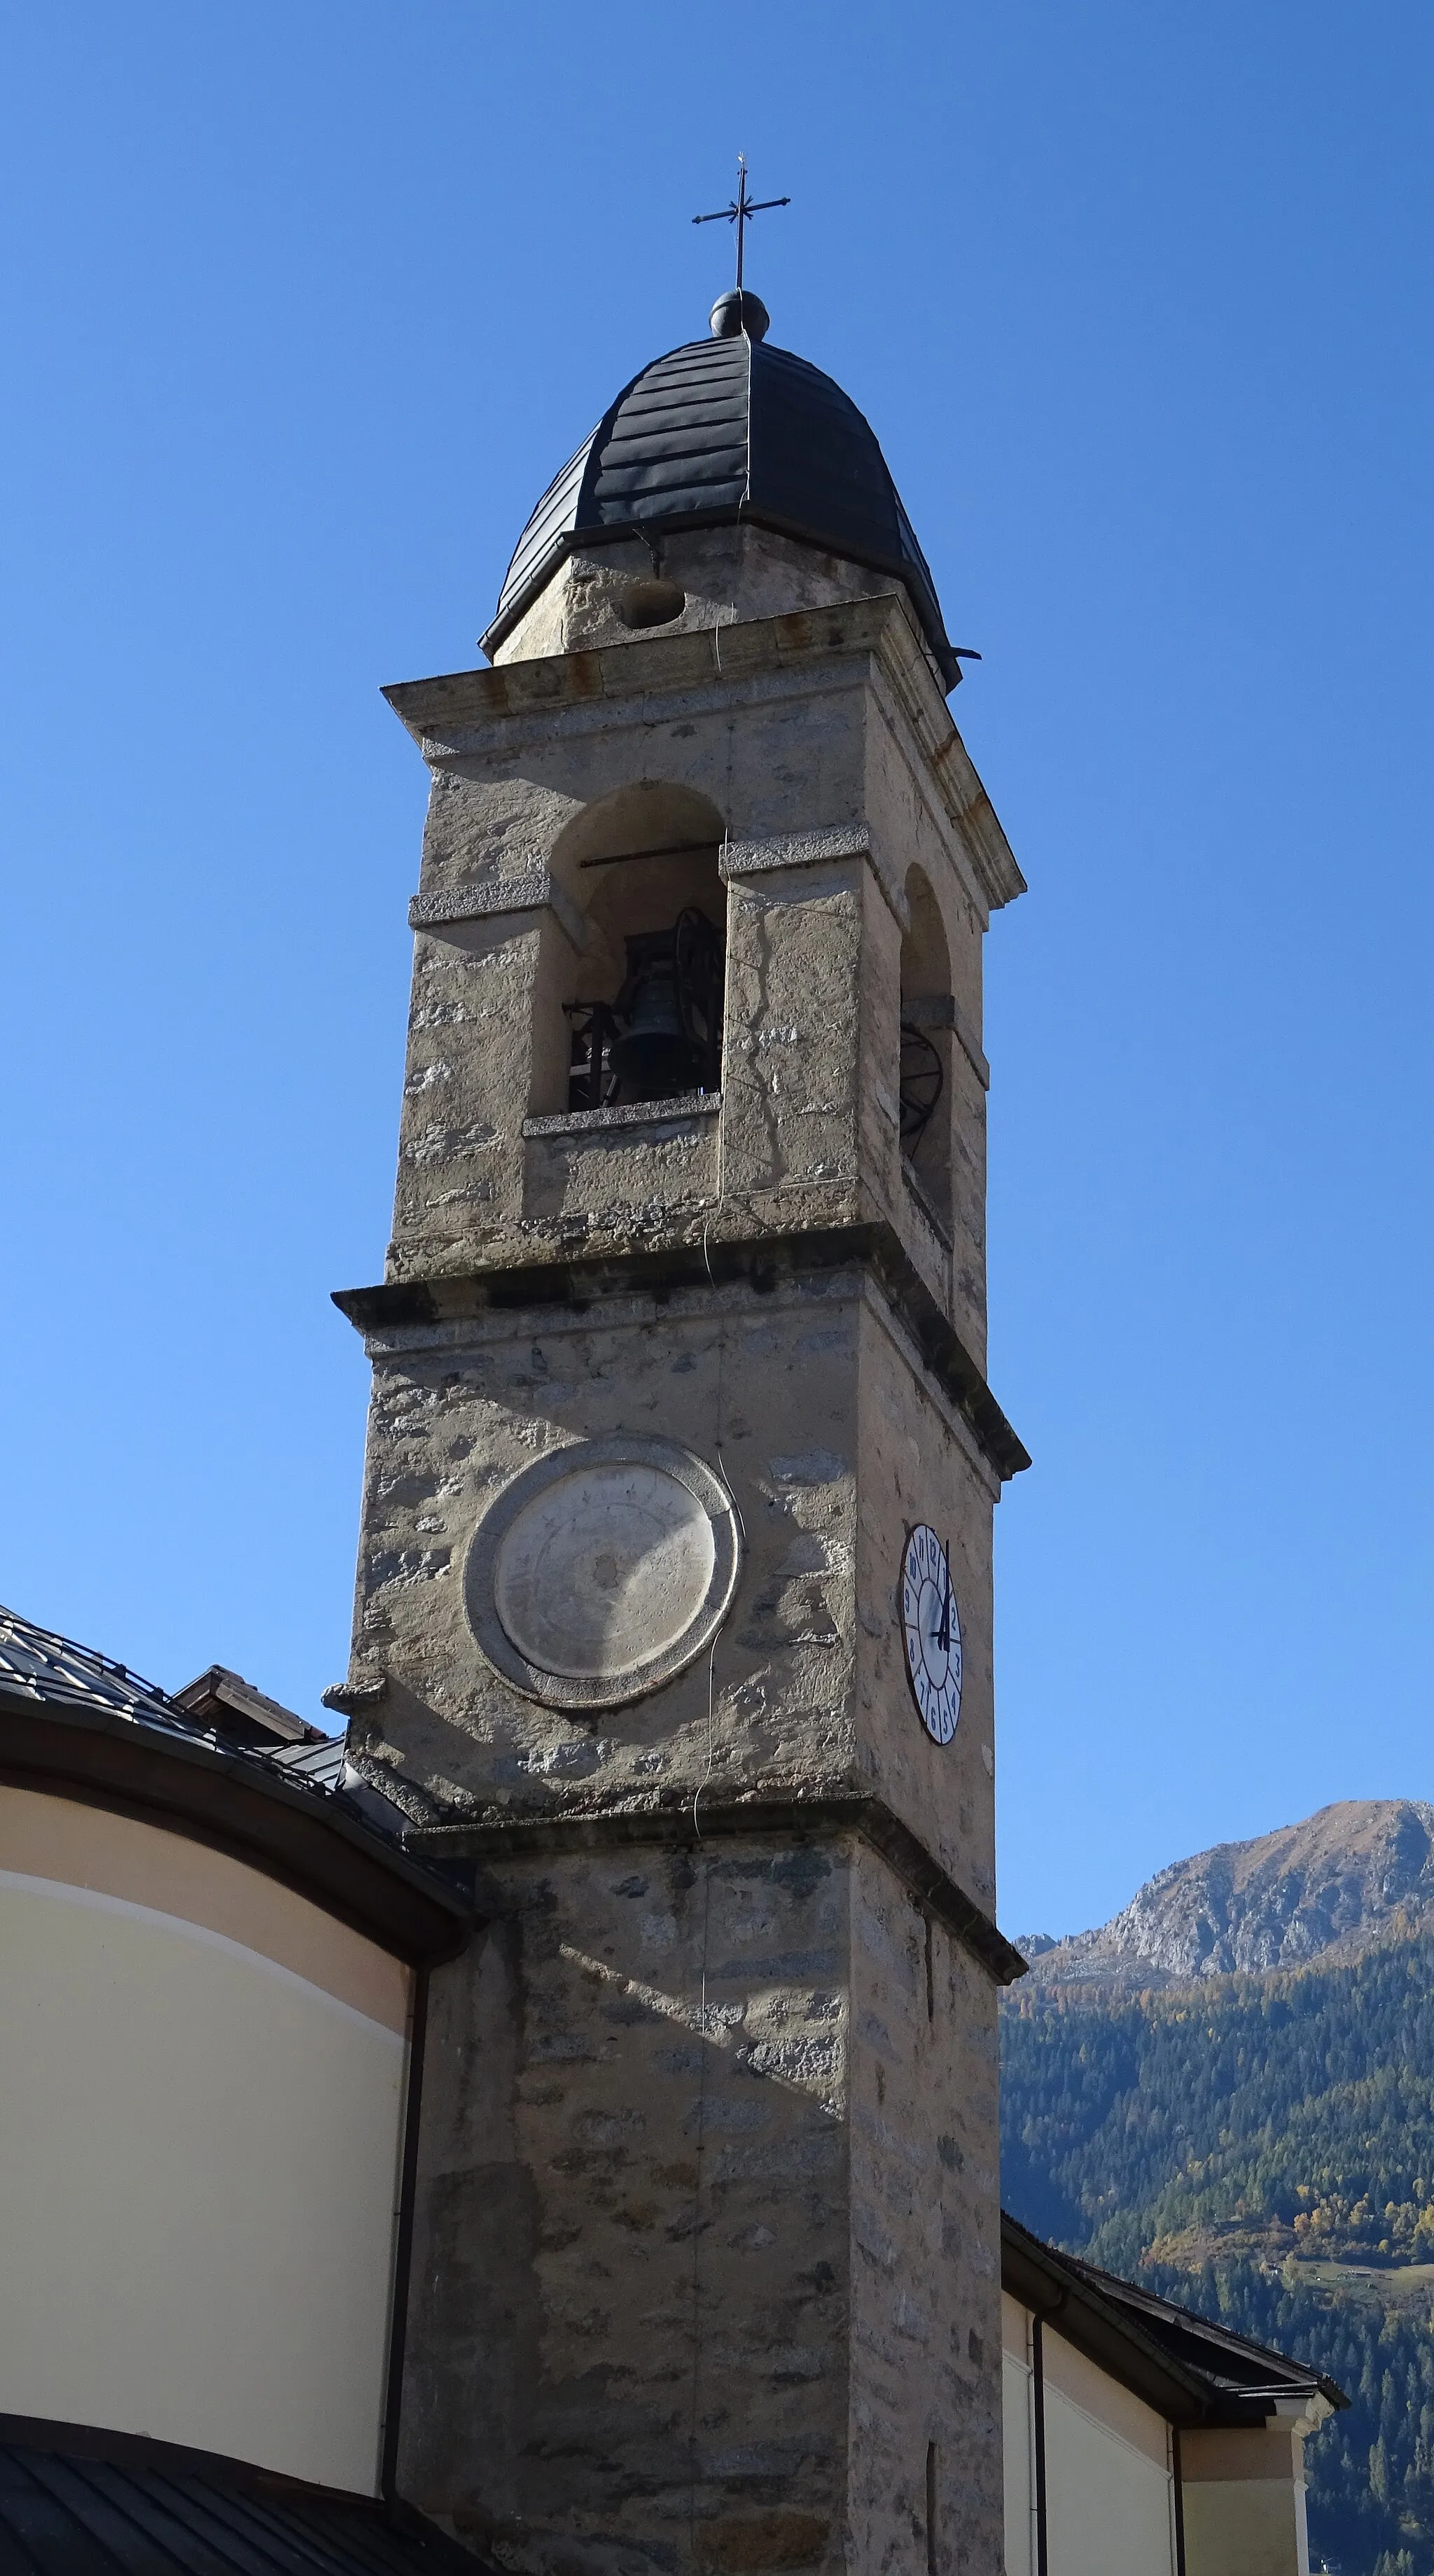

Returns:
2,3,1429,1938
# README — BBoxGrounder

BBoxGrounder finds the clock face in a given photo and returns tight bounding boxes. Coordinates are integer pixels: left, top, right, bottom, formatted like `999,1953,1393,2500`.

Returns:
900,1522,962,1745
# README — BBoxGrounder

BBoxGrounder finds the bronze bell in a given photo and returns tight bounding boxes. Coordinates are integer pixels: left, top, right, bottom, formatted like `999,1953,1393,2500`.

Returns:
609,932,697,1101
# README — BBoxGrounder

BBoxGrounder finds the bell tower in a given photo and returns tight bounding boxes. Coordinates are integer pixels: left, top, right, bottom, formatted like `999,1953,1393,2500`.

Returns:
333,284,1028,2576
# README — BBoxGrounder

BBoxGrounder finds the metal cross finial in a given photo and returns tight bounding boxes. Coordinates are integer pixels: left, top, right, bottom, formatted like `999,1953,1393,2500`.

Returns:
692,155,791,295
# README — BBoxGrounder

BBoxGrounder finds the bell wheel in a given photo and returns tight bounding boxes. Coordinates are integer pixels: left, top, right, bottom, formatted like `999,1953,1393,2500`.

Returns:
898,1024,943,1147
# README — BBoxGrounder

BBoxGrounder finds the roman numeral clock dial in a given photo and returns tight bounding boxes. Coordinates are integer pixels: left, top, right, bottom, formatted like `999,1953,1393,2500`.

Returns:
900,1522,963,1745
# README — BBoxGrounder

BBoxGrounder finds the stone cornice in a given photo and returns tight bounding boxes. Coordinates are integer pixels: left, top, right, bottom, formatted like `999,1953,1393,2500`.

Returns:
863,646,1027,918
408,865,588,952
404,1789,1027,1987
721,822,911,931
333,1218,1030,1484
384,592,918,744
382,594,1025,916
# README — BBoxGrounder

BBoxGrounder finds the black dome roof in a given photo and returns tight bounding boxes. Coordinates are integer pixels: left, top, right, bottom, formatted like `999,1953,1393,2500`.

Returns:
483,316,961,687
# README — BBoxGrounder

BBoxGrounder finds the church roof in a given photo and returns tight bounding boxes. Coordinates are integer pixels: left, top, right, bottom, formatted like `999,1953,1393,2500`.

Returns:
0,1601,469,1961
482,298,963,687
0,1602,194,1736
1001,2212,1346,2426
0,2429,485,2576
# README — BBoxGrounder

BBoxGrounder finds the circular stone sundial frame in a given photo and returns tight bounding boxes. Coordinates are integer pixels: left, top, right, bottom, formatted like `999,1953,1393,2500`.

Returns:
464,1433,742,1712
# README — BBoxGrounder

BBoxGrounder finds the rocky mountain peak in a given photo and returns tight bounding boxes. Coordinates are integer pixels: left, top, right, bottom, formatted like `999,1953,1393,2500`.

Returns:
1022,1799,1434,1991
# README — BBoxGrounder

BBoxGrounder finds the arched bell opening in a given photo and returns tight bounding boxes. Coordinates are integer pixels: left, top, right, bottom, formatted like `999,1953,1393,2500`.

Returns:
546,783,727,1115
899,866,954,1230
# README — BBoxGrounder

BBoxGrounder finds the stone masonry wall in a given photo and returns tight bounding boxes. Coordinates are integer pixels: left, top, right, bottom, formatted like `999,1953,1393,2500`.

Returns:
347,1276,858,1830
401,1831,852,2576
358,589,1022,2576
494,528,912,672
854,1301,998,1924
378,604,1016,1337
398,1831,1001,2576
346,1272,995,1912
847,1842,1003,2576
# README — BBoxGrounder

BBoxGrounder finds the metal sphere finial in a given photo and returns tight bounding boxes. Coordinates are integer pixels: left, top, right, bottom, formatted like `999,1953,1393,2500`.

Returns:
710,289,770,342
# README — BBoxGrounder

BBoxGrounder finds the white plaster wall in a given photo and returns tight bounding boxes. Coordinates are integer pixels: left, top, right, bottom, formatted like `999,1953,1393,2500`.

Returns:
1001,2302,1036,2576
1002,2306,1176,2576
0,1795,409,2492
1043,2372,1176,2576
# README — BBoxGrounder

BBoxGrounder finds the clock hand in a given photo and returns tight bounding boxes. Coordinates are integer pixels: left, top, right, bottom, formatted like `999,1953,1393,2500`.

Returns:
937,1549,951,1657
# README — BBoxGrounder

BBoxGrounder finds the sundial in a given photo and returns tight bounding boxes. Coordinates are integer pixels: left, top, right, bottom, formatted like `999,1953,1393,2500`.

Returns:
465,1435,742,1711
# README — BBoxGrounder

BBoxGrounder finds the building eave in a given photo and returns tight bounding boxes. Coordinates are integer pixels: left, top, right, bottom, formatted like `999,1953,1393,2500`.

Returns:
0,1687,472,1965
1001,2212,1347,2429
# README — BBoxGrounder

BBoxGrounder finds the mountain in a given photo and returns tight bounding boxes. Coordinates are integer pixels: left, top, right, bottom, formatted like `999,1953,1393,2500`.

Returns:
1020,1799,1434,1992
1001,1803,1434,2573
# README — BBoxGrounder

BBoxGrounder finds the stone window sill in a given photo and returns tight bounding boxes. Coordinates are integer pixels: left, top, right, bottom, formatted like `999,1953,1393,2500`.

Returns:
523,1091,722,1142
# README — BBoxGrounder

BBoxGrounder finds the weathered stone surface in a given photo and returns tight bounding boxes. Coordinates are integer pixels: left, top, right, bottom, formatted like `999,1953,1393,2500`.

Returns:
376,594,1019,1386
345,1274,994,1914
341,528,1024,2575
401,1834,999,2576
493,527,929,677
846,1842,1002,2576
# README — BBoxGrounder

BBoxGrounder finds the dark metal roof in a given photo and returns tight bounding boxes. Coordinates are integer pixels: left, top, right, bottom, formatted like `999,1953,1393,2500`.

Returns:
0,1603,470,1963
483,324,963,688
1001,2212,1347,2427
270,1730,349,1790
1052,2241,1349,2415
0,1604,197,1737
0,2427,484,2576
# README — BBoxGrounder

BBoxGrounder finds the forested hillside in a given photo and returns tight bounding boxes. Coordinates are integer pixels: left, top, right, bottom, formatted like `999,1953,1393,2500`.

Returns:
1001,1927,1434,2572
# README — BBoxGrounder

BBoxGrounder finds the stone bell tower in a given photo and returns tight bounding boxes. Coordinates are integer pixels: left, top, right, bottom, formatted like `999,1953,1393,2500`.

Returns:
332,282,1029,2576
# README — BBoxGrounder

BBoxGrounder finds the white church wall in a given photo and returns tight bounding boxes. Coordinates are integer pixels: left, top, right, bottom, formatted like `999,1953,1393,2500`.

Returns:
1001,2292,1037,2576
0,1785,410,2493
1041,2326,1177,2576
1001,2298,1178,2576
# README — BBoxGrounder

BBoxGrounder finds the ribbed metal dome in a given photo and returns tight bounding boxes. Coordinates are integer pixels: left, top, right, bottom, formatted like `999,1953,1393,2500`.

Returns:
482,320,961,686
